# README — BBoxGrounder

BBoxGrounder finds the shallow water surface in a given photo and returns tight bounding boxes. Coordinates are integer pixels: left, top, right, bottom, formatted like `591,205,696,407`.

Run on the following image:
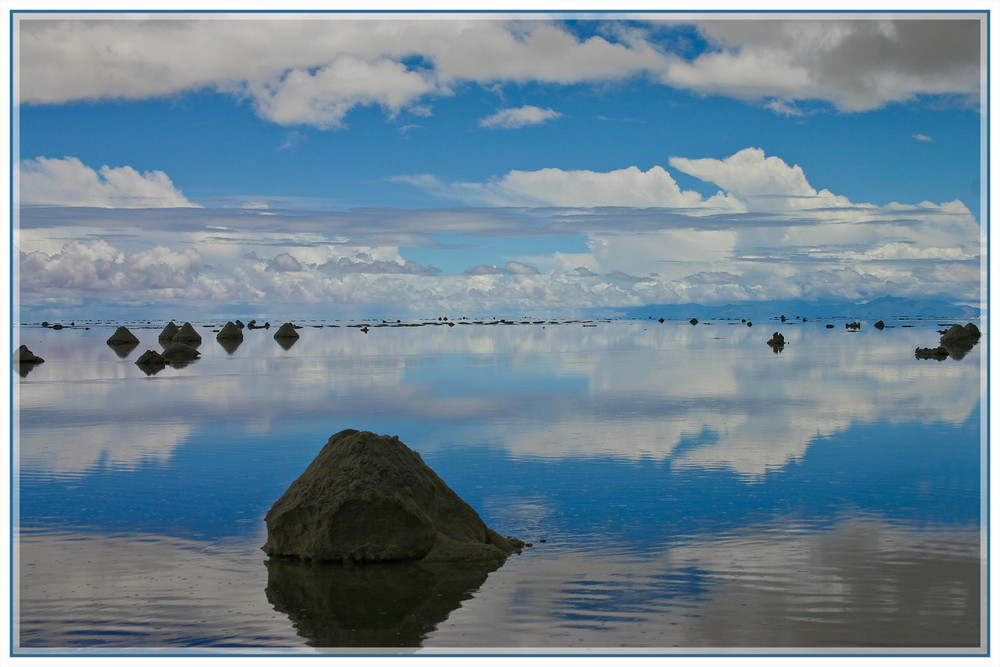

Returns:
13,318,985,654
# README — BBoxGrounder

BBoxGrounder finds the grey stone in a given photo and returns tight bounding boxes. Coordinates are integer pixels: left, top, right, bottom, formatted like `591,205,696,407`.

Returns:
263,430,523,564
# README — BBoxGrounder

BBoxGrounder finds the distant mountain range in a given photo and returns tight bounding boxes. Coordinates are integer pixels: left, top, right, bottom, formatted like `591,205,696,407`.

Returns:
612,297,982,322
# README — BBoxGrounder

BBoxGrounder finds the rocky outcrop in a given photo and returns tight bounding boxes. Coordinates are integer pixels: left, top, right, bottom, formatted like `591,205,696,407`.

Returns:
940,323,981,346
106,326,140,346
160,342,200,363
916,322,981,361
766,332,785,350
135,349,167,374
263,430,523,564
216,321,244,341
173,322,202,344
13,345,44,365
159,321,180,340
273,322,300,339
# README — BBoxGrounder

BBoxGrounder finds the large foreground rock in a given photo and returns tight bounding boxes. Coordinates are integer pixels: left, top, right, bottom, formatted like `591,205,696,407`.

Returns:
263,430,523,564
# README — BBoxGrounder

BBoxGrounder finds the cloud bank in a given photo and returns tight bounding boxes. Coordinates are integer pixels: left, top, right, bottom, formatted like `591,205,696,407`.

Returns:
15,144,981,319
17,16,982,128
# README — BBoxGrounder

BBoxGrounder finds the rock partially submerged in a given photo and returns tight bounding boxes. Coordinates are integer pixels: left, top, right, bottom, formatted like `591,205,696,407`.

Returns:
916,322,981,361
161,342,201,363
173,322,202,344
216,321,244,341
273,322,300,340
135,349,167,374
159,321,180,340
106,325,140,346
766,331,785,350
263,430,523,564
13,345,44,365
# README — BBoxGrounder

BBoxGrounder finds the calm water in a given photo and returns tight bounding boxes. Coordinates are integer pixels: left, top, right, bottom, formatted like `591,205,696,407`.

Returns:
12,317,986,655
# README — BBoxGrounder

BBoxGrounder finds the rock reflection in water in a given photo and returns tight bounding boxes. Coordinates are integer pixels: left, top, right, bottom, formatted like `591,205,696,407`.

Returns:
264,557,499,647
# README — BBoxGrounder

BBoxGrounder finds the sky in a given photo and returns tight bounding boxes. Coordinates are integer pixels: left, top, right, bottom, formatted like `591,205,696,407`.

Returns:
8,5,991,321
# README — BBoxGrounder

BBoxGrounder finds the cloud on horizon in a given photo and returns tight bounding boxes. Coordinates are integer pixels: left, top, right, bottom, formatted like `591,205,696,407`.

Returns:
15,144,981,318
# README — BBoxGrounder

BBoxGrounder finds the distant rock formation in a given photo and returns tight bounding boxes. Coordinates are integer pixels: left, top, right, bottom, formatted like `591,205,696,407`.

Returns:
766,332,785,350
106,326,140,346
916,322,981,361
216,321,244,341
135,349,167,374
159,322,180,340
172,322,202,344
914,346,949,361
874,320,885,330
13,345,43,365
263,429,523,564
273,322,300,340
160,342,200,363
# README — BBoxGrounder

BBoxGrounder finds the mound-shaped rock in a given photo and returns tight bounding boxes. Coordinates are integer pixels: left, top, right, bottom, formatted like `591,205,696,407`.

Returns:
940,322,981,346
13,345,44,364
159,321,180,340
106,325,140,346
263,430,523,564
216,321,244,341
161,342,201,363
273,322,300,340
172,322,202,344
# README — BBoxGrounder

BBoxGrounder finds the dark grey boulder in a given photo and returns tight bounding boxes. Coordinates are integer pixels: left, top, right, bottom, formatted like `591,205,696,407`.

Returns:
766,332,785,349
135,349,167,374
106,325,140,346
13,345,43,364
159,321,180,340
940,323,981,346
216,321,244,341
172,322,202,344
263,430,523,564
161,342,200,363
939,322,981,360
273,322,300,340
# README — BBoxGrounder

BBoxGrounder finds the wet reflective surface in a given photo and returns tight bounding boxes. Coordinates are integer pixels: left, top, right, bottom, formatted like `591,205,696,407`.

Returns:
12,319,985,654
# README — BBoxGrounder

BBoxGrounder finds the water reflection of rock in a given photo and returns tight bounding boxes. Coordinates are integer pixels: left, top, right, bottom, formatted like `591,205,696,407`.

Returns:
264,558,498,648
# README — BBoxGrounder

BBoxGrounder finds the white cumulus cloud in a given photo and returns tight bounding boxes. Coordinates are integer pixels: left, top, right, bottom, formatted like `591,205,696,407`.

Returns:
20,157,198,208
480,105,563,129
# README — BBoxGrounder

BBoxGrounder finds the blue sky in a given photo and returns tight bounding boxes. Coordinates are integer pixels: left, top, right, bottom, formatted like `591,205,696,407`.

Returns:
10,7,989,320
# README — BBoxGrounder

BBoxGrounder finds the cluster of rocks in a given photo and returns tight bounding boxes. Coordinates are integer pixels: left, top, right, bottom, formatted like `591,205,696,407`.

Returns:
915,323,982,361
